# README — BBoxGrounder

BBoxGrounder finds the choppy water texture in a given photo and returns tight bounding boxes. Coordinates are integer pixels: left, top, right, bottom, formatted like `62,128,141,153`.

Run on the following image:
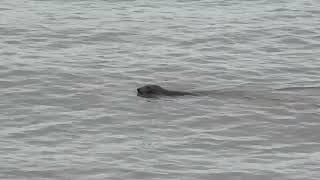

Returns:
1,0,320,179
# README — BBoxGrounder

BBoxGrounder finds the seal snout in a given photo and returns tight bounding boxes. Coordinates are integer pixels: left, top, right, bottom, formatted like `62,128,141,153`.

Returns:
137,88,143,94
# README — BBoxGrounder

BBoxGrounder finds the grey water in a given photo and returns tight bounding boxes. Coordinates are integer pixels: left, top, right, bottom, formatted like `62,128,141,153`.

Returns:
1,0,320,179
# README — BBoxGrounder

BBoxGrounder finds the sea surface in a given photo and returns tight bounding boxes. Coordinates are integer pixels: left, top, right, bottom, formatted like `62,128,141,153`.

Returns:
1,0,320,179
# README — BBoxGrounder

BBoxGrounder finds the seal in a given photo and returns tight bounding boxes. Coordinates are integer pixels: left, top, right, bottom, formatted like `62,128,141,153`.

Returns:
137,85,195,98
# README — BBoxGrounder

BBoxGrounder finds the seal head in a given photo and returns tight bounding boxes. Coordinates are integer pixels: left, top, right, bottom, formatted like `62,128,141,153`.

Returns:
137,85,194,98
137,85,167,98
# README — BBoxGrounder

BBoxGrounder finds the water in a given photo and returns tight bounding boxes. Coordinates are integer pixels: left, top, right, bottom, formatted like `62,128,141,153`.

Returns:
1,0,320,179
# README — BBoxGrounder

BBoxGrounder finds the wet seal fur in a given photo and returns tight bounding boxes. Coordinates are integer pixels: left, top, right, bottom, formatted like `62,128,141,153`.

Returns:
137,85,195,98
